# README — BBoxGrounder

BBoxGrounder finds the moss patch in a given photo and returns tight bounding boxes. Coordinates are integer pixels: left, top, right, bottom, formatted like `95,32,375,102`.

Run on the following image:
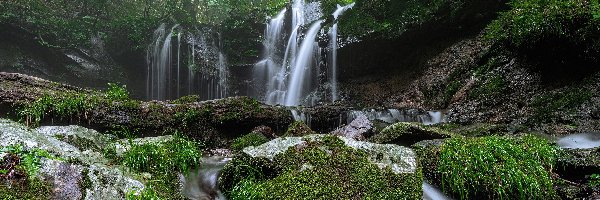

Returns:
284,121,315,137
223,135,422,199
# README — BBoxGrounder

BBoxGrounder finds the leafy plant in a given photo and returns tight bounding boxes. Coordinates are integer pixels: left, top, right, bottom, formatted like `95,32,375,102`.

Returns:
105,83,130,102
0,144,55,179
122,133,201,174
590,174,600,188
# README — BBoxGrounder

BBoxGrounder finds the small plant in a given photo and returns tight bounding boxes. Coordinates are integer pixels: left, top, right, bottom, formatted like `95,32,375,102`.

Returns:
105,83,130,102
126,186,162,200
0,144,55,179
231,132,269,152
590,174,600,188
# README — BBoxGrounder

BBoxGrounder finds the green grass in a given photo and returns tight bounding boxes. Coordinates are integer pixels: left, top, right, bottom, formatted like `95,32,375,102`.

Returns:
0,144,54,199
438,135,558,199
0,144,55,179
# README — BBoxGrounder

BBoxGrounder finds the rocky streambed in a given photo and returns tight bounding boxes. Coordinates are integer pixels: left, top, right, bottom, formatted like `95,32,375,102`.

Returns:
0,73,599,199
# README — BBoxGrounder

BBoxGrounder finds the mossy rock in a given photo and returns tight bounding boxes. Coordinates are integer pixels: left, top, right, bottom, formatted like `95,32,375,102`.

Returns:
369,122,451,146
231,132,270,152
413,135,559,200
220,134,422,199
284,121,315,137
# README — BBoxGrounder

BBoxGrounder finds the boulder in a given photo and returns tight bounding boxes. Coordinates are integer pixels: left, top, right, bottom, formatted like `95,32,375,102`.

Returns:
332,113,374,141
370,122,451,146
0,119,145,199
219,134,422,199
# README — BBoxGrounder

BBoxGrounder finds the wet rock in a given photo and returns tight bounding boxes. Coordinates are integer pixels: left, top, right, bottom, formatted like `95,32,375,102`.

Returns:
557,147,600,181
332,113,374,140
369,122,451,146
252,125,275,138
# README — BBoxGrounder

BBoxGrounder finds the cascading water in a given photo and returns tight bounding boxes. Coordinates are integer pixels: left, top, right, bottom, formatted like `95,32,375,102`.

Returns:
329,3,355,102
254,0,353,106
147,24,229,101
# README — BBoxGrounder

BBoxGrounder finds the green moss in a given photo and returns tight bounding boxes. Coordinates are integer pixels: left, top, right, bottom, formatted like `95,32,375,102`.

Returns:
438,135,558,199
225,135,422,199
171,95,201,104
213,97,264,123
0,177,53,200
231,132,270,152
530,88,593,123
284,121,315,137
590,174,600,188
469,74,508,100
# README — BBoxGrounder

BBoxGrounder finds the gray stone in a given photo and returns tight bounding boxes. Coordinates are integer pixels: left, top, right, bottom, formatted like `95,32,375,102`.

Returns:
332,113,374,141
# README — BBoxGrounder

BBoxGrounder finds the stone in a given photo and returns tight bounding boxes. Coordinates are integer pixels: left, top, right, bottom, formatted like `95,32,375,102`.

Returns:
332,113,374,141
369,122,451,146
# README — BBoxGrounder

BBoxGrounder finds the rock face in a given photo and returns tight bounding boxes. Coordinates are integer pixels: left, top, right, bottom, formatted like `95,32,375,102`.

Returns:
220,134,422,199
370,122,451,146
332,113,374,141
0,119,145,199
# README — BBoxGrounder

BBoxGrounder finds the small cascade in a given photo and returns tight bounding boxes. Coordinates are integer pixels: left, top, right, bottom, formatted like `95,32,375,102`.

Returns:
329,3,355,102
255,0,353,106
147,24,229,101
423,181,453,200
347,109,446,125
180,156,230,200
557,133,600,149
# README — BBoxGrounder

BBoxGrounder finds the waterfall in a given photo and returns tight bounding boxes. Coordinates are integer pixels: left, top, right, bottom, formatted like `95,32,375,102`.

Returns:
285,21,323,106
329,3,355,102
147,24,229,101
147,24,179,100
254,0,354,106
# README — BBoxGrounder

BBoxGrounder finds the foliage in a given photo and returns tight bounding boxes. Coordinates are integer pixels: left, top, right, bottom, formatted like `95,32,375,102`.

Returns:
231,132,270,152
225,135,423,199
438,135,558,199
530,88,593,123
338,0,466,38
126,186,162,200
105,83,130,102
0,144,55,179
122,134,201,175
486,0,600,57
590,174,600,188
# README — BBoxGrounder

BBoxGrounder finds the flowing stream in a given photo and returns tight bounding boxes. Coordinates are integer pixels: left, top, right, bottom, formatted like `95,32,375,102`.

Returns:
557,133,600,149
181,157,231,200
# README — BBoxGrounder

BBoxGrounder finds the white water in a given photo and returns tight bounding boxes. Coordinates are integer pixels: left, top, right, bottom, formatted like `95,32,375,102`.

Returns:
147,24,229,101
255,0,353,106
181,156,230,200
285,20,323,106
329,3,355,102
423,181,453,200
347,109,446,125
557,133,600,149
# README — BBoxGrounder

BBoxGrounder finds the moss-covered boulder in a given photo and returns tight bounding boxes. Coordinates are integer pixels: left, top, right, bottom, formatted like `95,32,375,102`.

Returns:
412,135,559,199
283,121,315,137
370,122,451,146
219,134,422,199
